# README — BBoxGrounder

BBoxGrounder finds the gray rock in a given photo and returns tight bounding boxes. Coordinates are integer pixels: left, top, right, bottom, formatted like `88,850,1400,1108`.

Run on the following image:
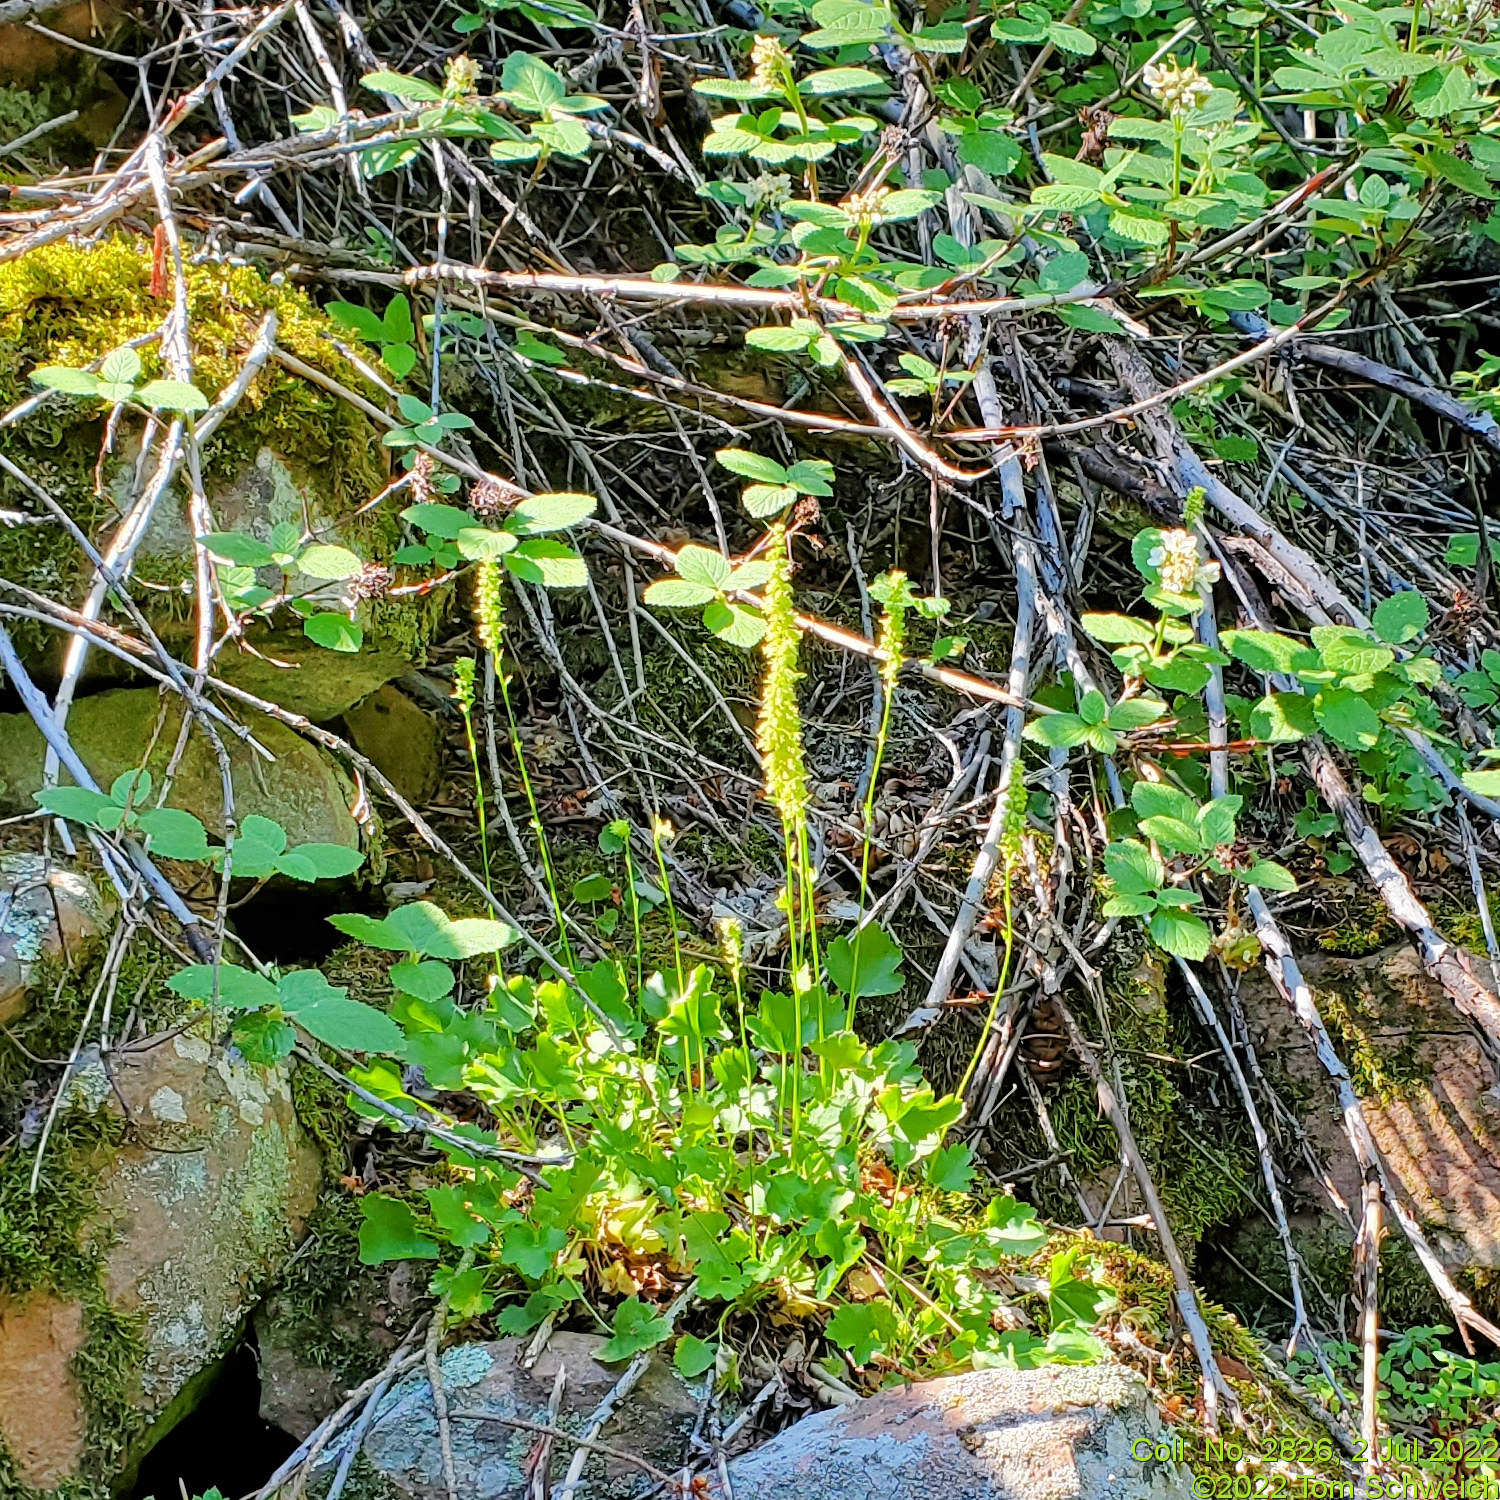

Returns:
0,851,114,1024
348,1334,698,1500
0,686,367,852
344,683,442,805
0,1033,324,1489
1227,942,1500,1289
725,1363,1194,1500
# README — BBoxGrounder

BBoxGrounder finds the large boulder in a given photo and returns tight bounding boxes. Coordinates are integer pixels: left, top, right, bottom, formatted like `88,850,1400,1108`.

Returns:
0,851,114,1024
343,683,443,805
0,687,365,851
725,1364,1194,1500
342,1333,698,1500
1217,942,1500,1302
216,630,413,725
0,1032,323,1488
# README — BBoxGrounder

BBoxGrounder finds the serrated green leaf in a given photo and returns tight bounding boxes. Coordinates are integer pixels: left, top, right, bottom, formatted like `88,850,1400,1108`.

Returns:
304,614,364,653
1371,591,1429,645
645,578,719,608
674,1334,718,1378
298,544,363,580
275,843,365,881
166,963,282,1010
1240,860,1298,892
702,598,766,647
1314,688,1382,750
359,1195,440,1263
1222,628,1306,675
100,347,143,387
1104,839,1164,896
136,807,211,860
599,1296,672,1361
826,922,904,999
35,786,121,827
1081,613,1156,646
136,380,210,413
715,448,789,485
291,992,405,1052
361,69,444,102
201,532,276,568
826,1300,898,1365
326,301,387,343
509,492,597,534
1148,907,1211,959
32,365,102,396
391,960,457,1001
505,538,588,588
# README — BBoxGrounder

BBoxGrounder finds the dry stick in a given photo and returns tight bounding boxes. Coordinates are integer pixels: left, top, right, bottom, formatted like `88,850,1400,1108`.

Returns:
1200,590,1500,1353
1304,748,1500,1061
252,1339,427,1500
446,1413,676,1486
270,346,1032,717
1459,804,1500,977
293,1046,562,1177
403,261,1113,324
43,297,277,788
1296,341,1500,459
529,1363,567,1500
1356,1169,1383,1484
1109,341,1500,1054
553,1279,695,1499
1049,992,1238,1427
888,114,1040,1031
424,1279,461,1500
1189,579,1321,1360
0,4,291,264
1176,959,1317,1357
0,621,210,957
1111,341,1500,823
840,351,989,484
322,1351,416,1500
900,531,1034,1035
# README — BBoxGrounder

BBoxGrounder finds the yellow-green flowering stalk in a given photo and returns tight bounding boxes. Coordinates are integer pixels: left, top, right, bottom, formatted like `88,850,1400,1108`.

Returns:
756,524,821,1095
452,656,491,891
848,570,910,1027
474,557,504,656
651,814,686,995
958,759,1028,1101
477,567,572,966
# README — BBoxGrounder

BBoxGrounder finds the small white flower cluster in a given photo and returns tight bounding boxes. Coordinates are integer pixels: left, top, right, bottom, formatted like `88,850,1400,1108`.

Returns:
1149,528,1221,595
1428,0,1492,34
841,185,892,224
750,34,791,89
743,172,793,212
1142,58,1214,118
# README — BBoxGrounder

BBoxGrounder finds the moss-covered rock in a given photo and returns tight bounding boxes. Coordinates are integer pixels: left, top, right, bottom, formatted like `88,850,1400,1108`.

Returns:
0,852,114,1025
342,683,442,804
1207,942,1500,1329
0,239,450,674
0,1032,323,1491
216,630,413,724
0,686,365,850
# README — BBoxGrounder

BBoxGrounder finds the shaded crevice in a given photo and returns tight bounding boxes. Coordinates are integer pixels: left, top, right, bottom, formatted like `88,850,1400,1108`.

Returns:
125,1335,298,1500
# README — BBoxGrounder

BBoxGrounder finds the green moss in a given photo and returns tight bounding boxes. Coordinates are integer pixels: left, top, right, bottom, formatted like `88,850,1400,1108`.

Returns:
0,85,58,142
1315,983,1425,1101
0,935,188,1491
316,1451,400,1500
259,1190,398,1388
1314,891,1396,956
991,931,1258,1260
0,239,431,661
